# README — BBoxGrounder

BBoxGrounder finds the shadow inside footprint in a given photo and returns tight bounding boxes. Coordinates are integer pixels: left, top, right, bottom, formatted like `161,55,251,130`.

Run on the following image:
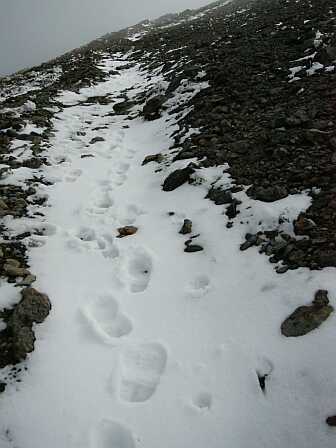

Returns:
127,248,153,293
91,420,135,448
77,227,96,242
193,391,212,410
82,295,132,343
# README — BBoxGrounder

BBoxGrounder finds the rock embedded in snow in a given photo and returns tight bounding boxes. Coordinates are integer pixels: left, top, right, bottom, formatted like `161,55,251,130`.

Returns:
113,100,135,115
117,226,138,238
206,187,233,205
142,153,163,165
179,219,193,234
89,136,105,144
281,290,333,337
247,185,289,202
184,242,204,253
326,415,336,427
162,165,195,191
143,95,166,120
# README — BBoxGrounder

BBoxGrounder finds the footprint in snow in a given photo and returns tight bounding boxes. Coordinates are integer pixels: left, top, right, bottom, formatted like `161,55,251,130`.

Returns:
192,391,212,410
116,162,130,175
82,294,132,344
118,342,167,402
65,168,83,183
91,420,135,448
126,247,153,293
186,274,211,299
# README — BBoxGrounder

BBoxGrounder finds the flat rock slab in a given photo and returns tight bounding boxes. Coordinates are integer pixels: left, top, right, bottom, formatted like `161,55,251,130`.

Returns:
281,290,333,337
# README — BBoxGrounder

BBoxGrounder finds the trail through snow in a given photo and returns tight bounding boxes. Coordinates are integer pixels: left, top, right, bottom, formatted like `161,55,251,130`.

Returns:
1,52,336,448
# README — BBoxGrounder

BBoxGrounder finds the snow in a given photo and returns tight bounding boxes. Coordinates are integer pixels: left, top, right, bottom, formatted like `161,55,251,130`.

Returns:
1,52,336,448
306,61,324,76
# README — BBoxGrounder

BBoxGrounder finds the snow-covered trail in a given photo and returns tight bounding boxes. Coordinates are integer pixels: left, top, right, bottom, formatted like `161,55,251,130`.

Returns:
1,53,336,448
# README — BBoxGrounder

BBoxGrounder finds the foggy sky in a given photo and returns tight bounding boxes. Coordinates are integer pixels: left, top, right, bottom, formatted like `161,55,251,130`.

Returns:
0,0,211,76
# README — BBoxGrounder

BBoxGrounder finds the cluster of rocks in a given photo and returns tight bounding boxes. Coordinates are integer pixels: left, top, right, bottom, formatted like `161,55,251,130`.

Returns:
120,0,336,272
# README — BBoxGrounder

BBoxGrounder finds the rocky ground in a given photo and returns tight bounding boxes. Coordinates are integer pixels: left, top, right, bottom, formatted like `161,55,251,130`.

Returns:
1,0,336,445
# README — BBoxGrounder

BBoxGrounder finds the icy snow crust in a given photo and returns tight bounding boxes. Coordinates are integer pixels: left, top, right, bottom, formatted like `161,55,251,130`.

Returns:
0,52,336,448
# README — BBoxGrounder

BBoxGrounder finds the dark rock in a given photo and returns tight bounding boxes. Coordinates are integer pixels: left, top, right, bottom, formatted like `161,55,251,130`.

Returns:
0,382,6,393
11,326,35,363
326,416,336,427
113,101,135,115
206,187,233,205
89,137,105,144
162,165,195,191
226,199,240,219
257,373,268,392
294,214,316,235
179,219,193,234
117,226,138,238
247,185,288,202
9,287,51,329
142,153,163,165
143,95,166,120
281,290,333,337
184,244,204,253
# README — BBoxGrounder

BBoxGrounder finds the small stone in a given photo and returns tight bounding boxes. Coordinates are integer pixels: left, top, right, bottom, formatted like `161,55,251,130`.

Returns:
89,137,105,144
184,244,204,253
162,165,195,192
276,266,289,274
226,200,240,219
142,154,163,165
81,154,94,159
143,95,166,120
326,416,336,427
117,226,138,238
179,219,193,235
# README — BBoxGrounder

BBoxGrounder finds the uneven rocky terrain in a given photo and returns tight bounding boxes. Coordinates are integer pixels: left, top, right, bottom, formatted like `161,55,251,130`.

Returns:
0,0,336,446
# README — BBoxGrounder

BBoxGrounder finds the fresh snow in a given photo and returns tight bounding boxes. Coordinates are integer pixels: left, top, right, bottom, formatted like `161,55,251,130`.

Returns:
1,51,336,448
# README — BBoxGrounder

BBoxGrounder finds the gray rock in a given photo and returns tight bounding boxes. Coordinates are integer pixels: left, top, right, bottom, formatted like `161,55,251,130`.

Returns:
89,137,105,144
162,166,195,191
184,244,204,253
281,290,333,337
143,95,166,120
11,326,35,363
142,153,163,165
179,219,193,235
10,287,51,329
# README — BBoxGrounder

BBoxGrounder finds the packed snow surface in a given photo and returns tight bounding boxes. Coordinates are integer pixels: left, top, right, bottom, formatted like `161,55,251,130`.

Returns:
1,52,336,448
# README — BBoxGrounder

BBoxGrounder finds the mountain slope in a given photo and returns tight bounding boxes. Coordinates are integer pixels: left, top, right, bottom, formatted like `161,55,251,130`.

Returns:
0,0,336,447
